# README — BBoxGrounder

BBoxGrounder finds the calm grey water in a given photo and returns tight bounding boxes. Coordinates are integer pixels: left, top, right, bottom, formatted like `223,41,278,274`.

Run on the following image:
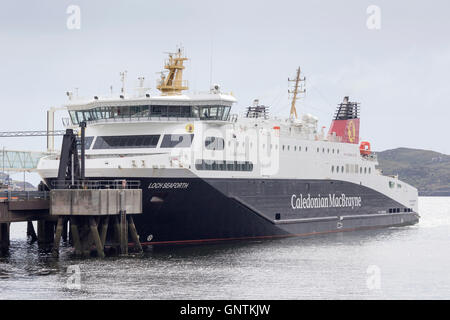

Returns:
1,197,449,300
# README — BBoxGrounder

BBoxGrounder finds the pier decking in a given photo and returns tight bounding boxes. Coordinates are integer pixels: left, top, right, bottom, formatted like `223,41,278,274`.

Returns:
0,183,143,258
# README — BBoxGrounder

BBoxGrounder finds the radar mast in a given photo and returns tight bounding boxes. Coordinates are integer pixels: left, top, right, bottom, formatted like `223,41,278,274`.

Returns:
288,67,306,119
156,48,189,95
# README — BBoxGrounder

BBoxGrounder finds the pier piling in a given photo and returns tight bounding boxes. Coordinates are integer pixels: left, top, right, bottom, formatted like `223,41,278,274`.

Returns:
27,221,38,242
0,222,10,255
37,220,55,250
119,210,128,255
128,216,143,253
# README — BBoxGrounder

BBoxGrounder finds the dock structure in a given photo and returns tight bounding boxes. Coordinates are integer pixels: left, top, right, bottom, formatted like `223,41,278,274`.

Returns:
0,180,143,258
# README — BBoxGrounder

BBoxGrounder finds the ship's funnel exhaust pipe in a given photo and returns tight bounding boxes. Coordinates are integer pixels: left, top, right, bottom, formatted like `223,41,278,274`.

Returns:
328,96,360,144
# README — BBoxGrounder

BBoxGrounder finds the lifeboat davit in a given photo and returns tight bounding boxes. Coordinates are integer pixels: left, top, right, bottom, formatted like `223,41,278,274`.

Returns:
360,141,371,156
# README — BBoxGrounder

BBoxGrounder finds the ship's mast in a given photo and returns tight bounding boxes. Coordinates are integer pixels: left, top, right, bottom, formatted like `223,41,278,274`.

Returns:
156,48,189,95
288,67,306,119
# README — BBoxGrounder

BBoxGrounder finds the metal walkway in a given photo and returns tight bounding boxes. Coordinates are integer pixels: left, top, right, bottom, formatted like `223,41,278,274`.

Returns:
0,150,55,172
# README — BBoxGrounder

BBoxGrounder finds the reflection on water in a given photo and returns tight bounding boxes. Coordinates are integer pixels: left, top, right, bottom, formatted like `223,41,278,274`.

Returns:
1,197,449,299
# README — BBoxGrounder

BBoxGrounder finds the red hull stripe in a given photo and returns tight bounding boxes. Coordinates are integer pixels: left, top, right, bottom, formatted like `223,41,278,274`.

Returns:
137,223,409,247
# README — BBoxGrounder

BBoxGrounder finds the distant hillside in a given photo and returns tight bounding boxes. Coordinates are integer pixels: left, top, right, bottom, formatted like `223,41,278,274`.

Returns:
0,172,36,190
376,148,450,196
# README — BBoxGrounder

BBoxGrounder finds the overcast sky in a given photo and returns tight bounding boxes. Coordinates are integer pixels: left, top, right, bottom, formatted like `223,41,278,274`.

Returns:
0,0,449,180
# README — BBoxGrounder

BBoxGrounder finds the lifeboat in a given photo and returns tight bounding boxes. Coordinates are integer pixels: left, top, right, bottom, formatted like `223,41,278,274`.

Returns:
360,141,371,156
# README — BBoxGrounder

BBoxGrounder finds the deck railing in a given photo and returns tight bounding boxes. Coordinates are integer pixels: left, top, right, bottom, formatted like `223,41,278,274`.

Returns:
50,179,141,190
0,190,50,201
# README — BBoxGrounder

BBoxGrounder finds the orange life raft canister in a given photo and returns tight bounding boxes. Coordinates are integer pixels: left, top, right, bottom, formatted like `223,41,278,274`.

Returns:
360,141,371,156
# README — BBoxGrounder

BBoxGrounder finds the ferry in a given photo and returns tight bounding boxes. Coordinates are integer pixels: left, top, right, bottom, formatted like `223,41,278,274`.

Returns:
37,49,419,245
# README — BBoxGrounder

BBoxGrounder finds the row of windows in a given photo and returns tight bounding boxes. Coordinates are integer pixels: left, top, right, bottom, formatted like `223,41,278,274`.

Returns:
214,139,344,157
331,164,372,174
93,135,160,149
195,160,254,172
88,134,194,150
69,105,231,125
389,208,413,213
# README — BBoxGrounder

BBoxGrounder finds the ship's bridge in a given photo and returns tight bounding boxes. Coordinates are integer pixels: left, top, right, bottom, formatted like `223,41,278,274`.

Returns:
66,93,236,126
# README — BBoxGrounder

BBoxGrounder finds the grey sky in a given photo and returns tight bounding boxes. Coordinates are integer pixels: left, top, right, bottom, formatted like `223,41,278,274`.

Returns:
0,0,449,161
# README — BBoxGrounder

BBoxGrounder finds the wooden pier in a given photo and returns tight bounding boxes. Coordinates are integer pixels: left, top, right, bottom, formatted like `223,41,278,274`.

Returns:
0,181,143,258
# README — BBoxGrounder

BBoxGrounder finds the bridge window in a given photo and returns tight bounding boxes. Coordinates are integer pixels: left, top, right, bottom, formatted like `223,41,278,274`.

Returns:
199,106,231,121
160,134,194,148
69,104,231,125
93,135,160,149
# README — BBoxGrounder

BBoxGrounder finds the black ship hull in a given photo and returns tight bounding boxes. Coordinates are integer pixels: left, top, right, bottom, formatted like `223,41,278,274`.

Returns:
47,177,419,246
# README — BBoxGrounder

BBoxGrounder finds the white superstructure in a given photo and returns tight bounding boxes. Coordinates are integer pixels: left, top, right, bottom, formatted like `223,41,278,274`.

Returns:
37,50,418,216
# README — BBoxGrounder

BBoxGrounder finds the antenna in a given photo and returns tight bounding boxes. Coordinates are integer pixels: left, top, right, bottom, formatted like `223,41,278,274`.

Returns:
136,76,150,97
288,67,306,119
138,76,145,88
120,71,127,94
209,39,213,88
